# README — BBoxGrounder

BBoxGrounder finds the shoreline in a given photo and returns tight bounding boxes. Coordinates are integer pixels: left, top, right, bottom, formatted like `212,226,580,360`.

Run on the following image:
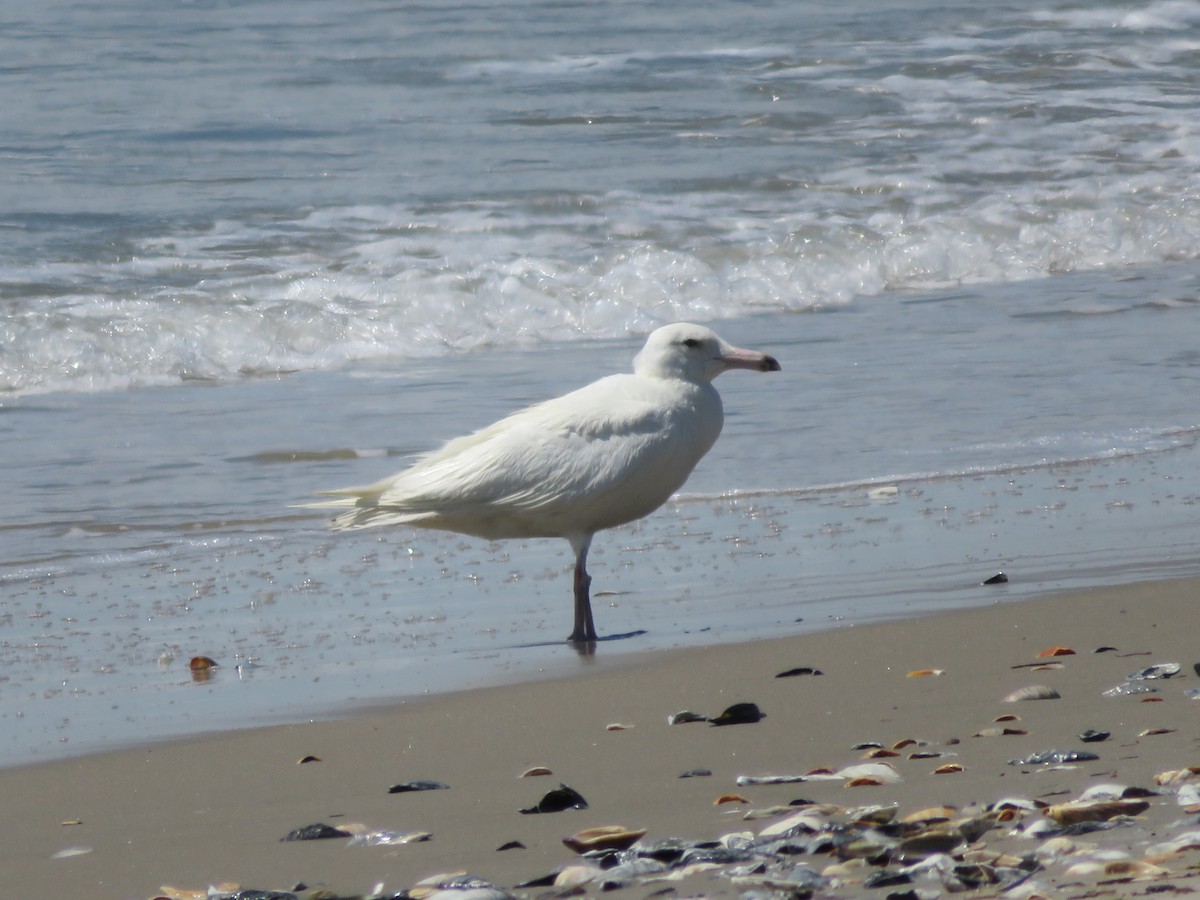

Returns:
5,576,1200,898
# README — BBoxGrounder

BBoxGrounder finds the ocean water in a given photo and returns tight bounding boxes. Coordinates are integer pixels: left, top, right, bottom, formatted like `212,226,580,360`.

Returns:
3,0,1200,765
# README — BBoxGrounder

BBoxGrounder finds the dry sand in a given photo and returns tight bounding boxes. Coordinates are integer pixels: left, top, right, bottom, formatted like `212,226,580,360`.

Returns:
4,577,1200,899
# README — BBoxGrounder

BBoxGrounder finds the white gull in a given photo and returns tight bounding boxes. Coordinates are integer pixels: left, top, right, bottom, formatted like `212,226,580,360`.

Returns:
308,322,780,643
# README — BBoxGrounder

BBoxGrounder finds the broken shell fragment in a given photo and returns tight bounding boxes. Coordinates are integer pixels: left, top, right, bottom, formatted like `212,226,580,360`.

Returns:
1102,681,1158,697
1078,729,1110,743
389,779,449,793
1128,662,1181,680
667,710,707,725
1009,749,1100,766
1035,646,1076,658
605,723,632,731
1003,684,1060,702
715,794,749,806
932,763,964,774
563,826,646,854
520,766,553,778
905,668,943,678
281,822,353,841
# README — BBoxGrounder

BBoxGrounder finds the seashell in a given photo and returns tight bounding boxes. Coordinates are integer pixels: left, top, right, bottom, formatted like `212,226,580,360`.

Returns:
496,840,525,851
932,763,964,774
836,762,902,784
897,825,964,858
51,846,93,859
973,726,1027,737
410,872,510,900
1029,662,1063,671
281,822,353,841
1042,798,1149,825
297,755,321,764
1139,727,1175,736
1034,836,1084,861
519,783,588,814
60,819,82,826
1154,767,1200,786
1078,784,1129,801
552,865,600,888
993,713,1021,722
1103,680,1158,697
709,702,765,726
520,766,553,778
890,738,921,749
907,750,946,758
983,572,1008,584
992,797,1041,812
901,806,957,823
677,768,711,779
775,666,823,678
188,655,217,670
1128,662,1181,680
851,741,883,750
346,829,432,847
1008,749,1099,766
756,809,828,838
562,826,646,854
1003,685,1060,702
389,779,449,793
715,794,749,805
1079,859,1170,880
906,668,943,678
844,777,883,787
861,748,900,759
1078,728,1109,743
667,710,707,725
849,804,898,825
1035,646,1076,658
867,485,899,499
735,774,810,786
1141,696,1164,702
605,723,632,731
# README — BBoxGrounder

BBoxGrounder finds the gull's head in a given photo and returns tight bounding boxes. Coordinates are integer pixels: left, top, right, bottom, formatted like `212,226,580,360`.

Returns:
633,323,781,383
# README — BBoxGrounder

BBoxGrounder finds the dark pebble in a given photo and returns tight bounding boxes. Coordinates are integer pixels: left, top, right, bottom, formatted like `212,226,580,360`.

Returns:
1078,729,1110,743
708,702,766,726
519,783,589,814
280,822,352,842
388,779,450,793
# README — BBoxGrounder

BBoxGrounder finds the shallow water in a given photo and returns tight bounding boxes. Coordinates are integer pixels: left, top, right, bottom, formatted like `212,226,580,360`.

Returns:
5,269,1200,765
3,0,1200,765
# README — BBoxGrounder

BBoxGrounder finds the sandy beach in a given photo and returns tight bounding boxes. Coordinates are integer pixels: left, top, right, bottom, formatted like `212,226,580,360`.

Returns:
4,576,1200,899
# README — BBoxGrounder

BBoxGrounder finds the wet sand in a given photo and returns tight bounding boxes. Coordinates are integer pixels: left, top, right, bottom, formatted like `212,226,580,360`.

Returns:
5,577,1200,899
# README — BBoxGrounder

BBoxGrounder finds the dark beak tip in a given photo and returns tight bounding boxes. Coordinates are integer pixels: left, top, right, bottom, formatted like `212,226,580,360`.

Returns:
761,355,782,372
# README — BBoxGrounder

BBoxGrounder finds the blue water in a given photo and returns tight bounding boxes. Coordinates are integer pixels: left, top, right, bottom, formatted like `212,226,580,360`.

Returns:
2,0,1200,765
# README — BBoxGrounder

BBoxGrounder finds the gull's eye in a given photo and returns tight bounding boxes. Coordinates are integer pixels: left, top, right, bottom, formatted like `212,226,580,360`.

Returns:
681,338,702,349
